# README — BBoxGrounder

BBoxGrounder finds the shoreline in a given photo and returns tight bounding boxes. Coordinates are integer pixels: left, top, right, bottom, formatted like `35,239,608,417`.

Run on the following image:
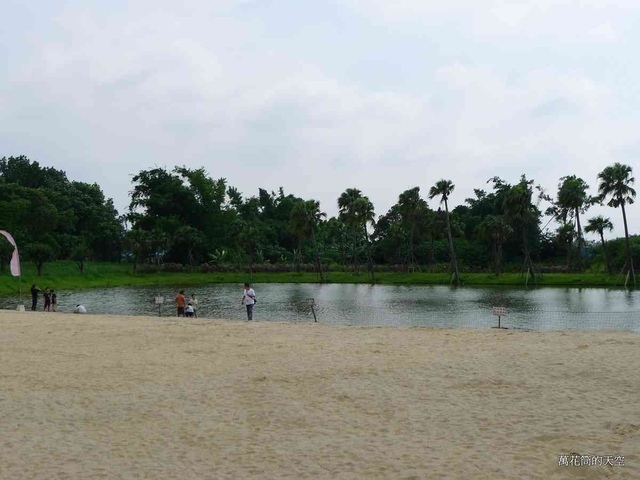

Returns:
0,261,634,295
1,310,638,479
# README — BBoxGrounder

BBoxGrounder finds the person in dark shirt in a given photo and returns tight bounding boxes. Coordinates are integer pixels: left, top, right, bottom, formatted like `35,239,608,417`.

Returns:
43,289,51,312
51,290,58,312
30,284,40,311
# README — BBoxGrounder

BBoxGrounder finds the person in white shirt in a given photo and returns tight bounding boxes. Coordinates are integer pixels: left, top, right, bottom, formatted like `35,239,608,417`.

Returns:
73,304,87,314
185,303,195,318
241,283,256,321
191,294,198,318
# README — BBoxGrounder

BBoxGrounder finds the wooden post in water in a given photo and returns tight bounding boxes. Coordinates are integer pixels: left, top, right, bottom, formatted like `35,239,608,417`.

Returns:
307,298,317,323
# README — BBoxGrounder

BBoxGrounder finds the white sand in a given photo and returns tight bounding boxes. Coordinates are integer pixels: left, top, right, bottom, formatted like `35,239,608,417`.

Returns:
0,310,638,479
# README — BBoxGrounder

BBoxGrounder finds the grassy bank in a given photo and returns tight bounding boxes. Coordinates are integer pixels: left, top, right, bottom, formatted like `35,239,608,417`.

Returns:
0,261,632,294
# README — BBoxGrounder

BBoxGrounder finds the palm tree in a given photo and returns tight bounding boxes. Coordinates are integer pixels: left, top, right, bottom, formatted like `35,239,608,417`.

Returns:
352,197,376,282
597,163,636,286
338,188,364,273
290,200,327,282
397,187,427,271
557,175,591,271
584,215,614,274
338,189,376,282
428,180,460,284
502,176,539,282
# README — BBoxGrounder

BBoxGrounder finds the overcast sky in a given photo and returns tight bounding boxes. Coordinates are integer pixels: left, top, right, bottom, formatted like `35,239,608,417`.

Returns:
2,1,639,238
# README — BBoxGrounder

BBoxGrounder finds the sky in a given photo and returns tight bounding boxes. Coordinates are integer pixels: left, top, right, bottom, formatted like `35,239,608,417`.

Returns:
2,0,639,238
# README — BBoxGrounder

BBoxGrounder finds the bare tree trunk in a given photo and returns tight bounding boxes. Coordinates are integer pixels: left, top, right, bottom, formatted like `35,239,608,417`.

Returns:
352,237,360,274
600,231,613,275
295,239,302,272
405,221,420,272
491,240,499,275
621,202,636,286
575,208,583,273
429,237,436,265
363,224,375,284
443,198,460,284
523,232,535,281
496,241,503,276
311,230,325,283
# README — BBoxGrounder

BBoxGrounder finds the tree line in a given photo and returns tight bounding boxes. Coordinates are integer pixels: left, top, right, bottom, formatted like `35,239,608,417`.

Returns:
1,155,638,284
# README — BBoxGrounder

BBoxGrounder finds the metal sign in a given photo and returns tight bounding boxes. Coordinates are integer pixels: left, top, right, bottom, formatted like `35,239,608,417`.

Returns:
491,306,507,329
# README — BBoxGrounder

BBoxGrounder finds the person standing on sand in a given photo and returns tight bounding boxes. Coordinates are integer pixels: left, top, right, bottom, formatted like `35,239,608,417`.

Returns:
51,290,57,312
241,283,257,321
191,294,198,318
30,284,40,311
43,289,51,312
175,290,186,317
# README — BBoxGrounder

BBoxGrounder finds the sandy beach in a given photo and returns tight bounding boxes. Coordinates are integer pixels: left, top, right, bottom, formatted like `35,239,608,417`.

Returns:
0,310,638,479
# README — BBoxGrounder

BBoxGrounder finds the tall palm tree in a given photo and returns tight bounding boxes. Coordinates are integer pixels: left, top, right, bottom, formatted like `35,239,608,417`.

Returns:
290,200,327,282
597,163,636,286
429,179,460,284
352,196,376,282
338,188,363,216
397,187,427,271
502,176,539,282
338,189,376,281
338,188,364,273
557,175,591,272
584,215,614,274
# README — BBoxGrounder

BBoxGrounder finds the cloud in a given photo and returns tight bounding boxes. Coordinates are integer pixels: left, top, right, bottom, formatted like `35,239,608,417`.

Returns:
1,1,638,238
346,0,634,43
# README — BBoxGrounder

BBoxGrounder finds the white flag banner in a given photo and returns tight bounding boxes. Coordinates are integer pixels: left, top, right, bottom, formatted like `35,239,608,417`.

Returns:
0,230,21,277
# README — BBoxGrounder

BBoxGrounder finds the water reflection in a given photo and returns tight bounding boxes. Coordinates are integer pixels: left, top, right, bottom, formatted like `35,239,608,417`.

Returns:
1,284,639,332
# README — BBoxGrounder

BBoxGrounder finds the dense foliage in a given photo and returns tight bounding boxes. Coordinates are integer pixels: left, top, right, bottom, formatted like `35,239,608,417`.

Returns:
0,156,123,274
1,156,638,282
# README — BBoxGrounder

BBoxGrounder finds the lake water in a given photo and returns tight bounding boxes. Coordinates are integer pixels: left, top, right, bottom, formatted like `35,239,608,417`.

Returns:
1,284,639,332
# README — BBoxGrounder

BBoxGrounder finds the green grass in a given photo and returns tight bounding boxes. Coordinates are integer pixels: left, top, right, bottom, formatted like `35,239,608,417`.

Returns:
0,261,631,294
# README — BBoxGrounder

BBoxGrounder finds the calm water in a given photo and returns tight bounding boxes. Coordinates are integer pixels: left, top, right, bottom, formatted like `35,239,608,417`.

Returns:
1,284,639,331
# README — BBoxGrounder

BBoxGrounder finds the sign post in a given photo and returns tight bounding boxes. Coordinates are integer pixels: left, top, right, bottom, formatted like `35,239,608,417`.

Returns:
155,296,164,316
491,306,508,329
